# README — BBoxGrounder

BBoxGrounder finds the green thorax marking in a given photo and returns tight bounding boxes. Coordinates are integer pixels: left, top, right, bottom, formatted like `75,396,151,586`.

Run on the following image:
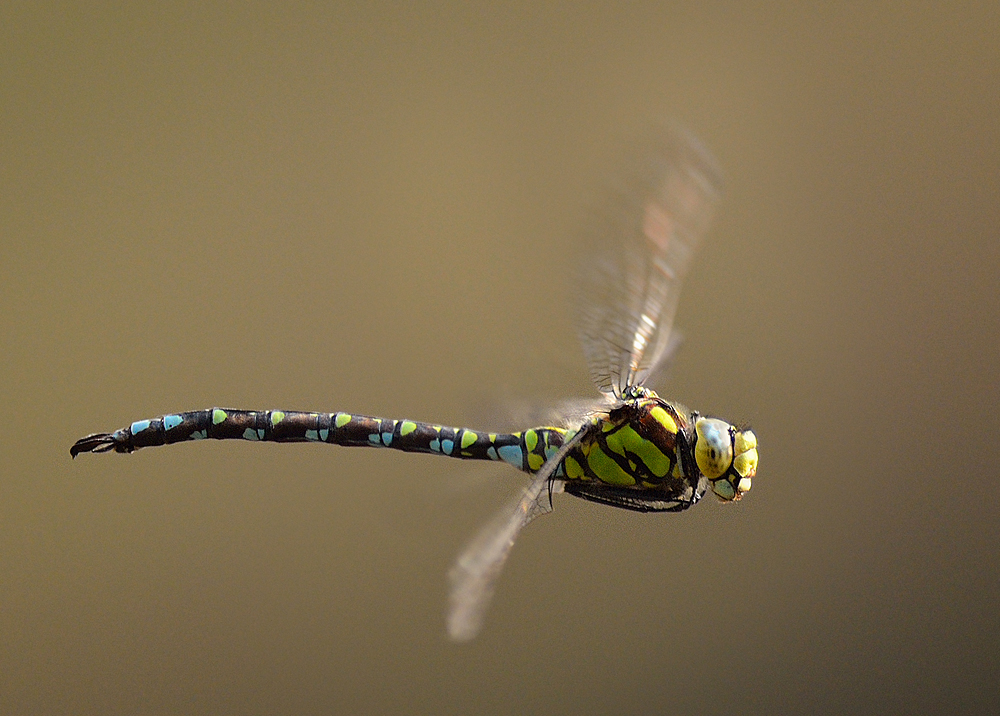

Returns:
566,396,692,489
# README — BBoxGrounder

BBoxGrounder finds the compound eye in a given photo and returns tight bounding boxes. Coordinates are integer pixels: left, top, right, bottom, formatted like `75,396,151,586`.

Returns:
694,418,734,480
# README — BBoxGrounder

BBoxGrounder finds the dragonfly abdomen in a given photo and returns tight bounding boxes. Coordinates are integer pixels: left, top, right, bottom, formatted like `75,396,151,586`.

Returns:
70,408,570,476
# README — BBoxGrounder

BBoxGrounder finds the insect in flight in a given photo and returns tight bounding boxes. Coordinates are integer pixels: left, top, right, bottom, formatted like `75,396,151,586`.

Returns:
72,126,758,641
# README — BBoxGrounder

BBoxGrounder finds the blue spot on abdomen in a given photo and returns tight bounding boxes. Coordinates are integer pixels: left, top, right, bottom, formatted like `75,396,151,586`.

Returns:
497,445,523,468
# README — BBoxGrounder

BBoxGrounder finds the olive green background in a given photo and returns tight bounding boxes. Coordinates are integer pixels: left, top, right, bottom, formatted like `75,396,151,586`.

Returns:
3,3,998,714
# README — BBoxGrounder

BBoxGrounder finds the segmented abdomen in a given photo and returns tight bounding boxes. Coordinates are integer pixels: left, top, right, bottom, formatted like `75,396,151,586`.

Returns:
71,408,570,476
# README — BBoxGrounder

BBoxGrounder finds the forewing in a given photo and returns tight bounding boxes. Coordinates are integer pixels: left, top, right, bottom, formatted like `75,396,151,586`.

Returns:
578,125,722,397
446,426,589,641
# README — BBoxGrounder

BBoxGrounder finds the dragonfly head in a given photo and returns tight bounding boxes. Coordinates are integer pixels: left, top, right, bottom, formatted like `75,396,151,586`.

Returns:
693,417,757,501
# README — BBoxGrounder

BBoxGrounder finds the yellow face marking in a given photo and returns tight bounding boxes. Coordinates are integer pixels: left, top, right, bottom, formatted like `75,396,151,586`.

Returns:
212,409,228,425
400,420,417,437
734,449,758,478
271,411,285,425
461,431,477,449
735,430,756,453
335,413,351,428
650,405,678,434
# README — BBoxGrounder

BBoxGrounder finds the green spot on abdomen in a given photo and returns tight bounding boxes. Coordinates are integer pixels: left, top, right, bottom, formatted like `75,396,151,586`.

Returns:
271,411,285,425
400,420,417,436
461,431,477,449
212,409,228,425
335,413,351,428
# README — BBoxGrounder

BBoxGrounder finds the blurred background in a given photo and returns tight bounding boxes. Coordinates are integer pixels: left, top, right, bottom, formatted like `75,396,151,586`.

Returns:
3,2,998,714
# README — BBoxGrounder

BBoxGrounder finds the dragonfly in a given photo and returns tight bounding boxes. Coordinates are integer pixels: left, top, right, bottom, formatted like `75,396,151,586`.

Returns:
71,126,758,641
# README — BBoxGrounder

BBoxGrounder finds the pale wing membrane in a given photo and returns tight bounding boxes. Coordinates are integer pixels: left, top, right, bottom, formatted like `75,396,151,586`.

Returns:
500,395,613,434
447,426,591,641
578,127,721,397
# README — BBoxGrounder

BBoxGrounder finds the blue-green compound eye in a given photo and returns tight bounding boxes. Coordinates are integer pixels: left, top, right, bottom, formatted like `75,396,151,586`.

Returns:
695,418,734,480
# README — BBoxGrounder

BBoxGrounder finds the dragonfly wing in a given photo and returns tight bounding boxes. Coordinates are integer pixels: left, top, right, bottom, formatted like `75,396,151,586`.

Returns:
578,125,721,397
447,469,556,642
637,329,684,394
447,425,590,641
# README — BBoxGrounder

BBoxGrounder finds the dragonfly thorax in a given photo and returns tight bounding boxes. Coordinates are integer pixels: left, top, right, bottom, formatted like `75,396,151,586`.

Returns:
564,392,692,489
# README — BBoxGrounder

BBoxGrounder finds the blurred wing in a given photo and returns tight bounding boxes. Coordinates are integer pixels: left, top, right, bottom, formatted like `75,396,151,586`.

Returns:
578,125,722,398
446,471,555,642
447,426,590,641
499,394,614,433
